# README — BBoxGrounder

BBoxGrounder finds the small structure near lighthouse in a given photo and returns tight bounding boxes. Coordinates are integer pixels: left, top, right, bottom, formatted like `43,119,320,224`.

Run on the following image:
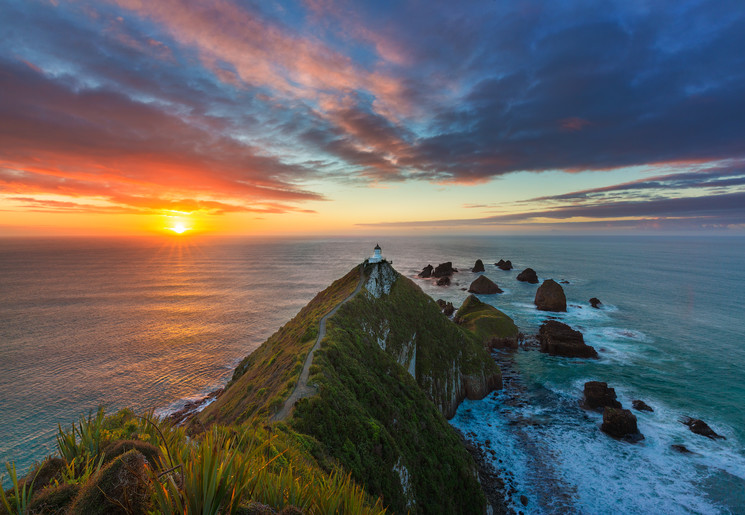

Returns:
369,243,384,263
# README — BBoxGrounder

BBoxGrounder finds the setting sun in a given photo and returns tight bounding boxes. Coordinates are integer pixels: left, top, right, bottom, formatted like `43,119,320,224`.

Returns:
168,222,190,234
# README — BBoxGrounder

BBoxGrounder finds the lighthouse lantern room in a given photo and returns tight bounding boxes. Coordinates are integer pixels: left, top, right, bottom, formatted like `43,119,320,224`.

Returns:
369,243,383,263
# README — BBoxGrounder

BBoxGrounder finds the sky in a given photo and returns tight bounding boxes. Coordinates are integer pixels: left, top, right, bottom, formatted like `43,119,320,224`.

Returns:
1,0,744,236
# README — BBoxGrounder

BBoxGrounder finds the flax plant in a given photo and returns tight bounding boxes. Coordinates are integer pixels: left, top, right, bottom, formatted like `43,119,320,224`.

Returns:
0,462,37,515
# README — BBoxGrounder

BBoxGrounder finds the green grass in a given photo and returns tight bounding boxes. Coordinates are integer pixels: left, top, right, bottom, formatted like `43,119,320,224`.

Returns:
195,266,361,426
454,294,519,346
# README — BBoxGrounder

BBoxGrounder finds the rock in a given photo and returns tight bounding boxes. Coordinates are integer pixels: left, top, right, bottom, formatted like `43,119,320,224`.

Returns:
520,495,528,507
516,268,538,283
681,417,725,439
443,302,455,317
436,299,447,309
433,262,457,278
583,381,622,410
590,297,602,308
534,279,567,312
437,276,450,286
632,400,653,412
560,280,570,284
671,444,694,454
418,264,434,278
539,321,598,358
468,275,503,294
495,259,513,270
472,259,485,273
601,407,643,440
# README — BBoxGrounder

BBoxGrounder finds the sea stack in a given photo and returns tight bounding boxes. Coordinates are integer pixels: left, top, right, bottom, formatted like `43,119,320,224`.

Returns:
472,259,485,273
468,275,503,294
534,279,567,311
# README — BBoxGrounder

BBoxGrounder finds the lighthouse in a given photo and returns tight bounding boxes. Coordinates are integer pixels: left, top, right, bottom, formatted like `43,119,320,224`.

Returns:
369,243,383,263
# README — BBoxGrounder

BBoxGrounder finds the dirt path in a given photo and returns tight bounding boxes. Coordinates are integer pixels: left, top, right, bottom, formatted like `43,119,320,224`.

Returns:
272,264,365,422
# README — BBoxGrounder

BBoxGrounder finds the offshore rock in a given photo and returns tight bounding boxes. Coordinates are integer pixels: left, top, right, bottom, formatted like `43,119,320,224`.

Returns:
433,262,457,278
583,381,622,410
437,276,450,286
590,297,602,308
602,407,643,441
443,302,455,317
495,259,513,270
534,279,567,312
632,399,654,412
516,268,538,283
468,275,503,294
539,321,598,358
472,259,485,273
418,264,434,278
681,417,726,439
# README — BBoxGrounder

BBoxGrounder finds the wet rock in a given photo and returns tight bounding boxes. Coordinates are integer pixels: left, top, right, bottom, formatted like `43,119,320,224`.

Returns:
589,297,602,308
539,321,598,358
671,444,694,454
632,400,654,412
437,276,450,286
495,259,513,270
520,495,528,507
436,298,447,309
583,381,622,410
433,261,457,277
516,268,538,283
443,302,455,317
681,417,725,439
418,264,434,278
472,259,485,273
560,280,570,284
601,407,643,441
534,279,567,311
468,275,503,294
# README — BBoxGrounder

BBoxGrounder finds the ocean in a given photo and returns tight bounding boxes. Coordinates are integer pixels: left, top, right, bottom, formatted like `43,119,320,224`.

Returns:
1,235,744,513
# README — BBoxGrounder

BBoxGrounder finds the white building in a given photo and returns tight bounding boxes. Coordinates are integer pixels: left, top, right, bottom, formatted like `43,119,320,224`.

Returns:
369,243,383,263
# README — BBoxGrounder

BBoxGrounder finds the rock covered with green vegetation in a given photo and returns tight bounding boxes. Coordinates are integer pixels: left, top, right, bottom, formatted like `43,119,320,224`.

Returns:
454,294,519,350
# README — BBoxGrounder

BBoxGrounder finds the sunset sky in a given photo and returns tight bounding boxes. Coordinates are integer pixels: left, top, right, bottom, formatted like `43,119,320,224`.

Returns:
1,0,744,236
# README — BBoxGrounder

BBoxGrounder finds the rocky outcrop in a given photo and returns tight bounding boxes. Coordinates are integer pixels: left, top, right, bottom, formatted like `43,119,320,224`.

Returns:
590,297,602,308
539,321,598,358
495,259,513,270
632,400,653,412
601,407,643,441
461,371,503,403
681,417,725,439
433,262,457,278
671,444,694,454
443,303,455,317
583,381,622,410
516,268,538,283
472,259,485,273
468,275,503,294
418,264,433,278
534,279,567,311
454,295,519,350
437,276,450,286
436,299,446,309
365,261,398,298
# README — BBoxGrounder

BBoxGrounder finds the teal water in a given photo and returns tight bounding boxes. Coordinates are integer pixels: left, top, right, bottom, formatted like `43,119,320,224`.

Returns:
1,235,744,513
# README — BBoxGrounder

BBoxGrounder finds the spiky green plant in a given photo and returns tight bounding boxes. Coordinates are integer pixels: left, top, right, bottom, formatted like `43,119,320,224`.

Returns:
0,462,37,515
55,407,106,462
55,455,104,486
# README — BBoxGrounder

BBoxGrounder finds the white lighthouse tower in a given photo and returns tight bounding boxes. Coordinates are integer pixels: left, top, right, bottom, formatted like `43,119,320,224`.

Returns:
369,243,383,263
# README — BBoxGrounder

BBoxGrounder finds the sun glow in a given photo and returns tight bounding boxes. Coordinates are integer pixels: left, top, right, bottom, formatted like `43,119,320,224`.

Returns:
168,222,190,234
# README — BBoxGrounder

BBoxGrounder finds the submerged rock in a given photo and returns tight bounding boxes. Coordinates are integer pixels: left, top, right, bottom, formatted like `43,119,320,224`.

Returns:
589,297,602,308
516,268,538,283
418,264,434,278
583,381,622,410
433,262,457,278
539,321,598,358
495,259,513,270
632,400,654,412
681,417,725,439
534,279,567,312
671,444,694,454
468,275,503,294
437,276,450,286
601,407,643,441
472,259,485,273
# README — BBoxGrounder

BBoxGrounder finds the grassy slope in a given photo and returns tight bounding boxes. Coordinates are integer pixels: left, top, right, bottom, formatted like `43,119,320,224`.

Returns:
195,266,360,426
290,265,488,514
454,294,518,345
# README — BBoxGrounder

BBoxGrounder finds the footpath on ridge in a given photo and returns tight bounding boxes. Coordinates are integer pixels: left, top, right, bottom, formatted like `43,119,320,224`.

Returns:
272,264,365,422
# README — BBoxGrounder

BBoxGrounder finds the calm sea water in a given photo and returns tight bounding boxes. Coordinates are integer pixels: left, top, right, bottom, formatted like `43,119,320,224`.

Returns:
1,235,744,513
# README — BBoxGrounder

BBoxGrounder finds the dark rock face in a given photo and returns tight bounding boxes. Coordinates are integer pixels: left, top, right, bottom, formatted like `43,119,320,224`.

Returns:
443,302,455,317
601,407,643,440
436,298,447,309
681,417,725,439
437,276,450,286
534,279,567,312
516,268,538,283
472,259,485,273
632,400,654,412
468,275,503,294
539,321,598,358
589,297,602,308
495,259,513,270
433,262,457,278
419,264,434,278
583,381,622,410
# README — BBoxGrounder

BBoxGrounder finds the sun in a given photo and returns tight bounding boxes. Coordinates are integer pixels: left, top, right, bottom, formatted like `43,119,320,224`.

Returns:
168,222,190,234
